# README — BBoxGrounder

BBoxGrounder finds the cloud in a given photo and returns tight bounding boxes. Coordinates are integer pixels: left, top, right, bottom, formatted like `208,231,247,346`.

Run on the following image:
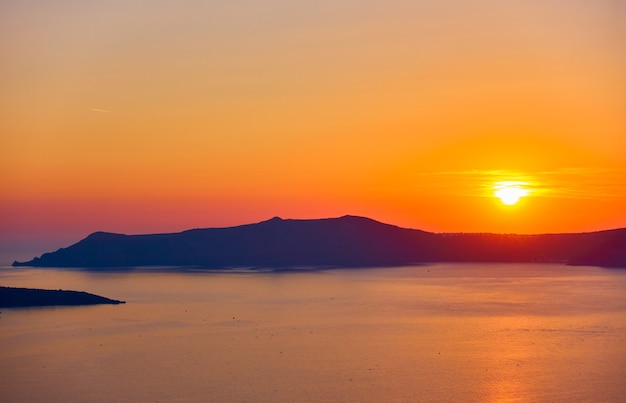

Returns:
90,108,111,113
412,168,626,199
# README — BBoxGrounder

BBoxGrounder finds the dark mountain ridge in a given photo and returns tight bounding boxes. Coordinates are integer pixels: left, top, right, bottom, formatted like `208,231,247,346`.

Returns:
12,215,626,268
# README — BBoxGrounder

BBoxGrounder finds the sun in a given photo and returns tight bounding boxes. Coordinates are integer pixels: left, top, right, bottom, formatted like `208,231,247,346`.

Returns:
494,182,529,205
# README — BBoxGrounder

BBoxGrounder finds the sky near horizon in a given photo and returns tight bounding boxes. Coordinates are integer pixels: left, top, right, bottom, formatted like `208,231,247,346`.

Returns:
1,1,625,256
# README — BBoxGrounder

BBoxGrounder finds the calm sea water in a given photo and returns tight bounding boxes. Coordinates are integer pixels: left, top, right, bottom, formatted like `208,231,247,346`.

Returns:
1,264,626,402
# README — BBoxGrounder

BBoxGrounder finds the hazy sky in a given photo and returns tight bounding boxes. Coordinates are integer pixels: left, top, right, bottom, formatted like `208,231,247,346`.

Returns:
1,0,625,256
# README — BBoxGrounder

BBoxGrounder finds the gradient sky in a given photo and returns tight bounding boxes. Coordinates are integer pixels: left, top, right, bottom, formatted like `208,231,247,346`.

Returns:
1,0,625,259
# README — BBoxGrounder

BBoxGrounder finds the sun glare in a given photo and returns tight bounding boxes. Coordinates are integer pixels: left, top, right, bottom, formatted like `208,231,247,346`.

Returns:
494,182,529,205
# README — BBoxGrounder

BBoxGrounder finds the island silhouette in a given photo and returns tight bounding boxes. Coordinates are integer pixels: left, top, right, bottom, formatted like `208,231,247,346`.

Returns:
0,286,125,308
12,215,626,269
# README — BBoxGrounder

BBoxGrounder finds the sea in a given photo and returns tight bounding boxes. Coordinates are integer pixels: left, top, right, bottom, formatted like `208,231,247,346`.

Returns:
1,263,625,402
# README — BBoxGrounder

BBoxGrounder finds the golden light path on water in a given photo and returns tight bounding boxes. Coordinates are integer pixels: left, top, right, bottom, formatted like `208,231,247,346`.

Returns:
2,264,626,402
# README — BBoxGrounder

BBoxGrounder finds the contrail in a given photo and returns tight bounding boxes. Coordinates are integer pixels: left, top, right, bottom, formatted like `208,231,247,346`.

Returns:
90,108,111,113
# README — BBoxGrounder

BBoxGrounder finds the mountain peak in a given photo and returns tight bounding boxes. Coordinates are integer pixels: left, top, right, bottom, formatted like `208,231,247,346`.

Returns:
85,231,125,240
338,215,380,223
255,216,284,225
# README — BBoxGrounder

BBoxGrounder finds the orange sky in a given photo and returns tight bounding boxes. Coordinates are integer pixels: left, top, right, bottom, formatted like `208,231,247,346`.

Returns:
1,1,625,260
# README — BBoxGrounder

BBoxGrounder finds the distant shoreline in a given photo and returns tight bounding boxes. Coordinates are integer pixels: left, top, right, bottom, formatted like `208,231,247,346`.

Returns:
0,286,125,308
